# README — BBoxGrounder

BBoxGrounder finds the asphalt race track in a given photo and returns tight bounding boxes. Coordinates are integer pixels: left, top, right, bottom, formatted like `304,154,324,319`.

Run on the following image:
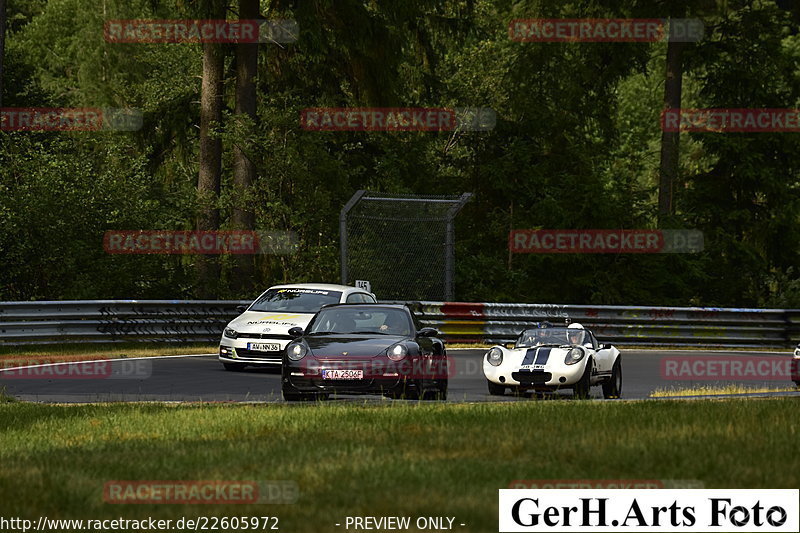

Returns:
0,349,797,403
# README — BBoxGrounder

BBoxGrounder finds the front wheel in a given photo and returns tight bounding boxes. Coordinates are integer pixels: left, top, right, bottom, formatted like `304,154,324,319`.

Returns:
602,357,622,399
573,360,592,399
390,379,423,400
487,380,506,396
425,378,448,401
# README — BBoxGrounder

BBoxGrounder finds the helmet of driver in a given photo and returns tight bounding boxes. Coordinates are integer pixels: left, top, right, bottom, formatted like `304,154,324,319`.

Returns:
567,323,585,345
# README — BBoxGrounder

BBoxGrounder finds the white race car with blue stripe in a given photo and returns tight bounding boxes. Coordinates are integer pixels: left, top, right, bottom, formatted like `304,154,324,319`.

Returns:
483,324,621,399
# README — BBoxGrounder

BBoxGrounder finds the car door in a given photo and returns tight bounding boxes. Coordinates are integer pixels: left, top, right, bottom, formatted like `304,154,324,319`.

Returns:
590,331,614,374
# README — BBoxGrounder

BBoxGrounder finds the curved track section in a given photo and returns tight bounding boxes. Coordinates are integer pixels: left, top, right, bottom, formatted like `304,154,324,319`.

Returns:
0,350,796,403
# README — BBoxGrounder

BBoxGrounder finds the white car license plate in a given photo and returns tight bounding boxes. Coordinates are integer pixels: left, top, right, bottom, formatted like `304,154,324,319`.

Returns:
322,369,364,380
247,342,280,352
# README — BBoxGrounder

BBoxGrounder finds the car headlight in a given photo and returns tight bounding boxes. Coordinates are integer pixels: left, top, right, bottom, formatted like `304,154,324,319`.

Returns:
387,343,408,361
487,347,503,367
223,327,239,339
287,343,308,361
565,347,585,365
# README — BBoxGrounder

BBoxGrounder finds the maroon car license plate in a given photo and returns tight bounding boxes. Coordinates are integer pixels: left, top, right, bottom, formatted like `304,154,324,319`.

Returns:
322,369,364,380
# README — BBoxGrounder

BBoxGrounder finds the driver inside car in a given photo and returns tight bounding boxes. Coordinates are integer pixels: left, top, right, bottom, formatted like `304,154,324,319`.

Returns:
379,312,410,336
567,323,591,347
534,328,554,346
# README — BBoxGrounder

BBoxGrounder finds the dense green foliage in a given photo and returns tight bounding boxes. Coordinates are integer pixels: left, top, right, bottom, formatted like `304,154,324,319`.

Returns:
1,0,799,305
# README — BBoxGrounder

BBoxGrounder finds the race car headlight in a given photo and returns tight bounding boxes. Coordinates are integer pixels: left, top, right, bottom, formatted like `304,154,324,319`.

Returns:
487,347,503,367
387,343,408,361
565,347,585,365
287,343,308,361
223,327,239,339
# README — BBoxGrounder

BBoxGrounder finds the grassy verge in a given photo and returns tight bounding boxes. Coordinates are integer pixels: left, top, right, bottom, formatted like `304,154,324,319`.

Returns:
0,343,217,367
651,384,799,397
0,399,797,532
0,387,16,403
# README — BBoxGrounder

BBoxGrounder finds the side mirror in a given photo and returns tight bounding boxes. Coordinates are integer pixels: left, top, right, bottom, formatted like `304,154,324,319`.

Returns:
600,343,610,350
236,305,248,313
288,327,304,338
417,327,439,338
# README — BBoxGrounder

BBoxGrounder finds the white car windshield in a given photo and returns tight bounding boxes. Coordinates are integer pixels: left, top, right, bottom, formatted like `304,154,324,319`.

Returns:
516,327,587,348
248,289,342,313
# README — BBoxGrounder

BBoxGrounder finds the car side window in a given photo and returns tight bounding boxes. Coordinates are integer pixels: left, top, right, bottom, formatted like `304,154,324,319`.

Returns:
345,293,360,304
363,293,376,303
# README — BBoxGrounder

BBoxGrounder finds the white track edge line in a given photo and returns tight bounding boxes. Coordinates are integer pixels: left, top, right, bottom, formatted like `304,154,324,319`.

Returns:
0,353,215,373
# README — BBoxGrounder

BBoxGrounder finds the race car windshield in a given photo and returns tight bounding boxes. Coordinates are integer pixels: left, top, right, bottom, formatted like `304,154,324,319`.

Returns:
516,327,586,348
248,289,342,313
308,308,412,336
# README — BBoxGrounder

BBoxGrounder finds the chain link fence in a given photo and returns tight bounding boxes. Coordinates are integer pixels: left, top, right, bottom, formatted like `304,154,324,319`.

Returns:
339,191,472,301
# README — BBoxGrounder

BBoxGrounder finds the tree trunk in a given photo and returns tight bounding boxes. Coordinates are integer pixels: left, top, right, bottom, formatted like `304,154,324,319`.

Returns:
231,0,259,293
0,0,7,109
658,37,685,224
196,31,226,298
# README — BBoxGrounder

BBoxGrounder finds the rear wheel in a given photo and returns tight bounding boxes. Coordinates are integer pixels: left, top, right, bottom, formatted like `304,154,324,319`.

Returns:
602,357,622,399
222,363,246,371
487,380,506,396
573,360,592,399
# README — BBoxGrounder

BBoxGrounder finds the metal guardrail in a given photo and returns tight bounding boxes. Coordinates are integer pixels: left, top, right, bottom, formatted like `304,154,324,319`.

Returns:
0,300,797,348
405,302,799,348
0,300,250,345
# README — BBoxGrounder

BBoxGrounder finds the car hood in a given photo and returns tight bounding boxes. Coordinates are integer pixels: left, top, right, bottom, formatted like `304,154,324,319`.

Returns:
506,346,571,369
227,311,315,334
303,335,406,358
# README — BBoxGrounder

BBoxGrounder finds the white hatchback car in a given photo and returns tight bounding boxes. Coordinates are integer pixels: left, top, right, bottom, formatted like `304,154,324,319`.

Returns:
218,283,376,370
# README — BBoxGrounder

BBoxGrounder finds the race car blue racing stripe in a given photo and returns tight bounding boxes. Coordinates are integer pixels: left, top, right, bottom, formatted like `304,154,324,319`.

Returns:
521,348,538,366
534,348,551,366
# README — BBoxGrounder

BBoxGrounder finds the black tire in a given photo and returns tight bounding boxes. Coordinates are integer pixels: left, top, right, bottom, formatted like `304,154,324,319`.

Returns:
487,380,506,396
223,363,246,371
431,352,449,401
794,381,800,388
602,357,622,399
391,379,422,400
421,378,447,401
573,359,592,399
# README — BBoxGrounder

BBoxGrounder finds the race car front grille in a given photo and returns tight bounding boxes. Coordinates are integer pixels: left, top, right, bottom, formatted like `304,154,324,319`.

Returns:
512,371,552,384
234,348,282,362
